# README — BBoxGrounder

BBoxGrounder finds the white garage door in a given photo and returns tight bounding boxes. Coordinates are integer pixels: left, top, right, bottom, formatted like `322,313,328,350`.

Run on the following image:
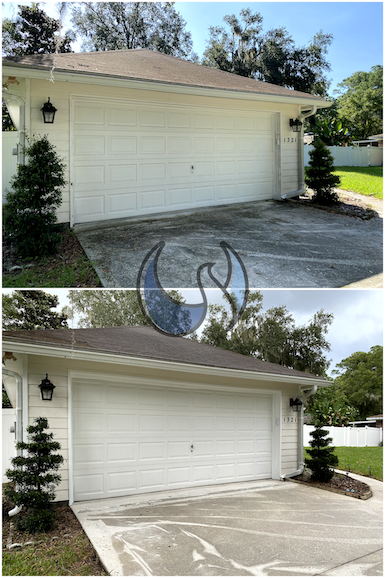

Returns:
71,97,276,224
72,378,273,501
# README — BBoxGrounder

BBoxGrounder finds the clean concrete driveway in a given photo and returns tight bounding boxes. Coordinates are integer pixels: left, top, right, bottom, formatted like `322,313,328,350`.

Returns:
71,476,383,576
75,200,383,289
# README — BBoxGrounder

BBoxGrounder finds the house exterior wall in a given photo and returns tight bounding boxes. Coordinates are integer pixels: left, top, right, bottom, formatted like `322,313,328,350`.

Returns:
4,352,303,502
3,74,302,221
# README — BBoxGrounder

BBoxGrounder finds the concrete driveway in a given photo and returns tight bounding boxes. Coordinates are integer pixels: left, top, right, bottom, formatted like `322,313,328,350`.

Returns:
75,199,383,289
71,475,383,576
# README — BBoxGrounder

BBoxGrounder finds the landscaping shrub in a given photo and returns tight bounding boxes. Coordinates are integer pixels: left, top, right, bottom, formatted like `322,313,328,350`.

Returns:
5,417,63,533
3,135,66,258
304,424,339,483
305,138,341,205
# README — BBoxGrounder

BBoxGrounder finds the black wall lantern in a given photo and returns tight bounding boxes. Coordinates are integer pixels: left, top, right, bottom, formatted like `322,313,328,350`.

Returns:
38,374,55,401
290,397,303,412
41,97,57,124
290,118,303,133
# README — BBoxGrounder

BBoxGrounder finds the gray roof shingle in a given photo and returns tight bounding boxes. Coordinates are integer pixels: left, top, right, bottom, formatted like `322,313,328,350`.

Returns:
2,325,326,382
3,49,326,102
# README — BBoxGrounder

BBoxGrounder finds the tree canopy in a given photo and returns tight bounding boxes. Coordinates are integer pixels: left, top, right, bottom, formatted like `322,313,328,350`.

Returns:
202,8,332,95
198,291,333,376
68,2,194,58
334,65,383,140
332,345,383,420
2,290,68,331
2,3,73,56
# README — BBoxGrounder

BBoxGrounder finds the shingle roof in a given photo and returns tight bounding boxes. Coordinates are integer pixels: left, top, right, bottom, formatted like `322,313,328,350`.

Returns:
3,49,326,102
2,325,326,382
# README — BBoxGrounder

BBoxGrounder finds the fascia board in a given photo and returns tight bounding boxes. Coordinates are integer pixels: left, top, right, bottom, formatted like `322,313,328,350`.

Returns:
2,64,329,108
2,339,329,388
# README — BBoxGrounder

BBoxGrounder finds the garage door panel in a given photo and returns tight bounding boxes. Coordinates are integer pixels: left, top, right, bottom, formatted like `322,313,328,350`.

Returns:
108,107,136,126
74,103,105,125
169,137,191,154
140,469,166,489
139,190,166,210
109,135,137,155
74,443,104,465
109,192,137,214
168,467,191,485
168,441,191,459
107,443,136,463
74,135,105,155
216,440,236,456
140,136,166,154
108,471,136,492
72,379,273,501
139,441,166,461
107,413,136,433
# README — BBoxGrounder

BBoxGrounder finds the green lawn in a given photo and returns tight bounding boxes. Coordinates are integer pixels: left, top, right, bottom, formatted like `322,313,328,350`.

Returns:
304,446,383,481
333,166,383,199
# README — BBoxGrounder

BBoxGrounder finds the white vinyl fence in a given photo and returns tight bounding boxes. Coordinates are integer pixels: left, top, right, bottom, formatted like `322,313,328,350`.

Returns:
2,408,16,482
304,145,383,167
2,131,19,203
304,425,383,447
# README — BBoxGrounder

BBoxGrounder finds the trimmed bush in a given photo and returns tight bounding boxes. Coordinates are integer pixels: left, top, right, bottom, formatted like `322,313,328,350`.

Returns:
305,424,339,483
305,138,341,205
5,417,63,533
3,135,66,258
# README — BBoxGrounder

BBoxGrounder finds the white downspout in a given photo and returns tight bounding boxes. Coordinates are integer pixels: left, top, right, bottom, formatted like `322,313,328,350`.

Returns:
281,384,318,480
281,105,318,200
2,368,23,516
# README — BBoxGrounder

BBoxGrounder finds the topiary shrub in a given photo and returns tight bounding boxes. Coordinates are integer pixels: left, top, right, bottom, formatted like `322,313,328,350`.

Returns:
304,424,339,483
5,416,63,533
305,138,341,205
3,135,66,258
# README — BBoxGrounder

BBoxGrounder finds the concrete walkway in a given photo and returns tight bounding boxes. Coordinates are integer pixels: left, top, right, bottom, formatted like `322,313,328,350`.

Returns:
75,198,383,289
71,475,383,576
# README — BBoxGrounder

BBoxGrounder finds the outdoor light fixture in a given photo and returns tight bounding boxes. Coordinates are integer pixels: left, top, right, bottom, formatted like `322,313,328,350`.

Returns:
290,118,303,133
38,374,55,401
41,97,57,124
290,397,303,412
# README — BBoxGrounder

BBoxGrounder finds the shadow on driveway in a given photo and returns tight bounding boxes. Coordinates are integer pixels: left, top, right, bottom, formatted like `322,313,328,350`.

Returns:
75,200,383,289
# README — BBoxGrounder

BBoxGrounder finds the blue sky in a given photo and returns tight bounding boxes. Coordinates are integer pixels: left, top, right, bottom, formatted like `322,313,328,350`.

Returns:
3,2,383,94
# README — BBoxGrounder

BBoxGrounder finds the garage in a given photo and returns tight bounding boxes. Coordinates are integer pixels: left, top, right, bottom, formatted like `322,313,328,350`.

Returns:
72,96,277,224
72,376,273,501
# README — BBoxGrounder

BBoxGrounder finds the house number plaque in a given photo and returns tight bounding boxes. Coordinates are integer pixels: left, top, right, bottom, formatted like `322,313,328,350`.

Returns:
282,416,298,423
283,137,297,143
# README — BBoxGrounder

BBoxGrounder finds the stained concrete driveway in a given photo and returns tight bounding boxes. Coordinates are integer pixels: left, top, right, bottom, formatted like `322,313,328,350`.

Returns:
75,199,383,289
71,475,383,576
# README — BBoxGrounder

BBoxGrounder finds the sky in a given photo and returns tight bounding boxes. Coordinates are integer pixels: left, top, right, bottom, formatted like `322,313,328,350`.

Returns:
2,1,383,94
23,287,383,377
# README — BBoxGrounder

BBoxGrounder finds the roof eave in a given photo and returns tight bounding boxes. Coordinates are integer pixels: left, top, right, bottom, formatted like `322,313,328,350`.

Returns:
2,62,329,107
2,338,329,387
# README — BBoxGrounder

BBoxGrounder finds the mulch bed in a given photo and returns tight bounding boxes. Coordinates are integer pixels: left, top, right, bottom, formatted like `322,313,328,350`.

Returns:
290,194,379,220
291,470,372,499
3,228,102,287
2,496,108,575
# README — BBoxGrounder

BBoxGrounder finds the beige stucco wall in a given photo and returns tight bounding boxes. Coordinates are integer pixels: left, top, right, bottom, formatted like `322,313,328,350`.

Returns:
3,72,302,222
3,352,301,502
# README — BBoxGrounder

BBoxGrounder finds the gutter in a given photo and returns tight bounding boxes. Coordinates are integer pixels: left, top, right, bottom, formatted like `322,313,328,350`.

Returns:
281,384,318,480
281,105,318,200
2,368,23,516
